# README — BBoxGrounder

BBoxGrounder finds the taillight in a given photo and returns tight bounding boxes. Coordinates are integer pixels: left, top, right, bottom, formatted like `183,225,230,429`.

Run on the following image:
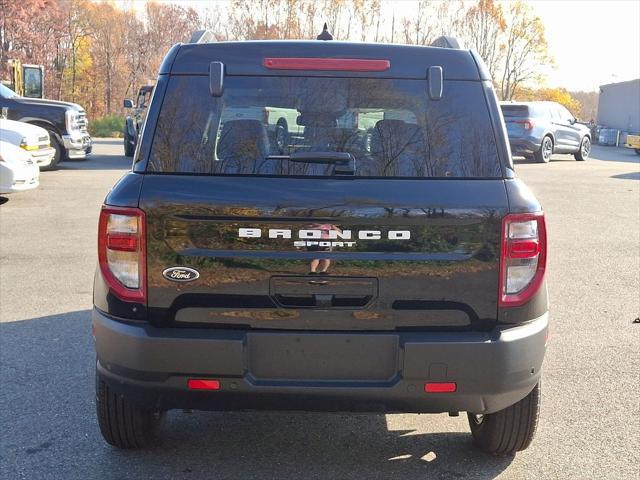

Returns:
514,119,534,130
499,213,546,307
98,206,146,303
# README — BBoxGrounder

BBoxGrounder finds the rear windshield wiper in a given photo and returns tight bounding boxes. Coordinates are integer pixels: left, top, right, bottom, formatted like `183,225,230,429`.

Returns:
266,152,356,175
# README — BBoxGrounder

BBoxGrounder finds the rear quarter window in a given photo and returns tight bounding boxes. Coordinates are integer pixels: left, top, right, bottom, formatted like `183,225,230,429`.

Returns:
148,75,503,178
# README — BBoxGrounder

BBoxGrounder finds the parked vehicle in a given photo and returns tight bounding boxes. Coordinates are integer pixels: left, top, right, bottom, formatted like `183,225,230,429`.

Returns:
0,83,91,170
501,101,591,163
123,85,154,157
94,33,548,456
221,106,304,153
624,133,640,154
0,118,56,170
0,140,39,193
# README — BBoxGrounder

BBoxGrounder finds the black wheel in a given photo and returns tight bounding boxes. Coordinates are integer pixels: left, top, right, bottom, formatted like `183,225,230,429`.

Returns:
40,134,62,171
468,382,541,456
534,136,553,163
274,119,289,153
96,375,164,449
634,148,640,155
124,130,135,157
574,136,590,161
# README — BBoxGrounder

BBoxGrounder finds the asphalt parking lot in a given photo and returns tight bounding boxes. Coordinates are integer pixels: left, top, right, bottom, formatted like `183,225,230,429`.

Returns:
1,139,638,479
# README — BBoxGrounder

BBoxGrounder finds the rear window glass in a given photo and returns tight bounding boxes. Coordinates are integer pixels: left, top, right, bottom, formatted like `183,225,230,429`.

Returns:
148,76,502,178
501,105,530,117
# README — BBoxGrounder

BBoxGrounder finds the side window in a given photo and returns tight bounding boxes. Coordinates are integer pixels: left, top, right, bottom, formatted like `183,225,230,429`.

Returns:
558,105,574,123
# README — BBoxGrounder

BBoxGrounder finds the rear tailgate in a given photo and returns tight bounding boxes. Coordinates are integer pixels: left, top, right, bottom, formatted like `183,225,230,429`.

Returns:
501,105,532,137
142,176,507,330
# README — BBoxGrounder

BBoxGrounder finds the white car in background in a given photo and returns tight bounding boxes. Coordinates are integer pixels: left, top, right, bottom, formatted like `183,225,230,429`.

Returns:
0,140,40,193
0,118,56,170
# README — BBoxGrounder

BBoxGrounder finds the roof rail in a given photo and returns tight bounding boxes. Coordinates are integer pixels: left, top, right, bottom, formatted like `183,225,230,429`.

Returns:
190,30,215,44
430,36,464,49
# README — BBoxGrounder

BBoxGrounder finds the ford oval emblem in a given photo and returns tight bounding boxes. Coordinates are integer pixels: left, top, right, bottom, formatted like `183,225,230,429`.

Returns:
162,267,200,282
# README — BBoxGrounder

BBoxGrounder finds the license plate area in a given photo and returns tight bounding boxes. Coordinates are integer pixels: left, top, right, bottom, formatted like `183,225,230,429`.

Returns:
247,333,398,382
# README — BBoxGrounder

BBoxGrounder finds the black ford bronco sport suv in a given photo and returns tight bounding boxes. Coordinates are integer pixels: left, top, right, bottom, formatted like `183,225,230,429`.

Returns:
93,33,548,456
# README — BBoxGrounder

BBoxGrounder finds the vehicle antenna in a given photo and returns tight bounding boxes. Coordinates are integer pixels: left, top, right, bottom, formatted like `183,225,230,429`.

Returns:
317,23,333,41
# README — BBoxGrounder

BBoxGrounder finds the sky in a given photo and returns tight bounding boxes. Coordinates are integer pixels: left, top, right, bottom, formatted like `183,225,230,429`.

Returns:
126,0,640,92
528,0,640,91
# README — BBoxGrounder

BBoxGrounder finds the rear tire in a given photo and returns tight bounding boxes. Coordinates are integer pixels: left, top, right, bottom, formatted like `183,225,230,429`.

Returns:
40,135,62,171
96,375,164,449
574,136,590,161
534,136,553,163
468,382,541,456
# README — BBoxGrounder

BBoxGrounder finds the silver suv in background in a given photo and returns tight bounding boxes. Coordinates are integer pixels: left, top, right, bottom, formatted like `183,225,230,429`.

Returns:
501,101,591,163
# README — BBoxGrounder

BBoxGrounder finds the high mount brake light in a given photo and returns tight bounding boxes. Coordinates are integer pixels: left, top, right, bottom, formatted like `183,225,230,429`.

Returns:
263,57,391,72
98,206,146,303
499,212,546,307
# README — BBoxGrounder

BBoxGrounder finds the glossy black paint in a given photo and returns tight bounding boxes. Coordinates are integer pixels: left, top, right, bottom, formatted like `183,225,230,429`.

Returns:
137,175,508,330
103,172,144,207
97,41,549,331
503,178,542,213
0,94,81,140
93,39,549,417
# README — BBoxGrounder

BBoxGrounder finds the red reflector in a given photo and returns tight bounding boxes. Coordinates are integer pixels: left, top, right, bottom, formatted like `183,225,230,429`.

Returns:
263,57,390,72
187,379,220,391
106,234,138,251
508,240,539,258
424,382,457,393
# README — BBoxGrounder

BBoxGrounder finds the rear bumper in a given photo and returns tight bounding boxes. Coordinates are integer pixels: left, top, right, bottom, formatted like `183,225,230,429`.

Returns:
509,137,541,156
93,309,547,414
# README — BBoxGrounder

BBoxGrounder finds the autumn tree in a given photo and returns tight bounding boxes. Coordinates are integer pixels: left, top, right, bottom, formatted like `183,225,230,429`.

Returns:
401,0,437,45
500,0,552,100
458,0,506,79
570,90,599,122
1,0,559,122
0,0,64,97
516,87,582,116
88,2,127,114
58,0,92,102
352,0,381,42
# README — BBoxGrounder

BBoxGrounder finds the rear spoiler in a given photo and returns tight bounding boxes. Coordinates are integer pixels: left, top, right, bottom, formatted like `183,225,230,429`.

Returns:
430,36,464,49
189,30,215,44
